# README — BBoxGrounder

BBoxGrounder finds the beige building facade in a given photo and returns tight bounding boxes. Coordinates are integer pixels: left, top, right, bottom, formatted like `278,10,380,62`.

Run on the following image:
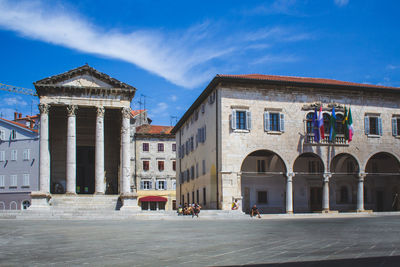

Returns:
172,74,400,213
133,125,176,211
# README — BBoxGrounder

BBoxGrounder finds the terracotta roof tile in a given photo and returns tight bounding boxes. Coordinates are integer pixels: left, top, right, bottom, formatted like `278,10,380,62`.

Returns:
131,109,146,117
0,118,38,133
136,125,173,135
218,74,398,90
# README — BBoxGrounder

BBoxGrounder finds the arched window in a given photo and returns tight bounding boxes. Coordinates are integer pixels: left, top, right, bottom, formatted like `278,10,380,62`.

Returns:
323,113,330,134
340,186,349,203
306,112,314,133
22,200,30,210
336,114,344,134
0,202,5,210
10,201,17,210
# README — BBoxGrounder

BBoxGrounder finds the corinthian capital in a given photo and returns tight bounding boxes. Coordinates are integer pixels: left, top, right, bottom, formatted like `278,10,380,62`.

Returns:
67,105,78,116
96,107,105,117
38,103,50,114
121,107,131,119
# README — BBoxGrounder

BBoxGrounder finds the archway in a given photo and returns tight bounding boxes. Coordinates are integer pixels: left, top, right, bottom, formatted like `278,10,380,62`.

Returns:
0,202,5,210
293,153,324,212
330,153,360,212
240,150,286,214
10,201,17,210
365,152,400,211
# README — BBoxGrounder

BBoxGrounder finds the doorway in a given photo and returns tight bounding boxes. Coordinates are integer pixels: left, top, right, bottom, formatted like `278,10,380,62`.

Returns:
310,187,322,212
376,190,384,211
76,146,95,194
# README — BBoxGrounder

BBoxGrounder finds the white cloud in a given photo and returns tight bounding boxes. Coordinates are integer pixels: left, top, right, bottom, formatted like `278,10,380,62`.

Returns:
334,0,349,7
4,96,27,107
251,54,300,65
169,95,178,102
245,0,301,16
0,1,311,89
149,102,169,118
387,64,399,70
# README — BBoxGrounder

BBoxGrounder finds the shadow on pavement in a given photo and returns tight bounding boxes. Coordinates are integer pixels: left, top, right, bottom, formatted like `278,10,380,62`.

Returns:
219,255,400,267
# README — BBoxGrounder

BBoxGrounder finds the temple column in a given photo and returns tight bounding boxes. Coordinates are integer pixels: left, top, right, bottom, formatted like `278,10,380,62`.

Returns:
322,173,331,212
29,103,51,209
95,107,105,194
286,172,295,214
120,107,139,211
357,173,366,212
66,105,77,195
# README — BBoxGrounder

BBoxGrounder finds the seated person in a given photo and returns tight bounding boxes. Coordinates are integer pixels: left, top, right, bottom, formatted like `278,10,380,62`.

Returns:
177,205,183,215
232,200,239,210
251,205,261,218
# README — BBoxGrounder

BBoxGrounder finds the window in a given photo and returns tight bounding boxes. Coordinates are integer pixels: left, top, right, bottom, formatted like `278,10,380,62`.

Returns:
392,117,400,136
0,151,5,162
365,115,382,136
143,161,150,171
340,186,349,203
158,143,164,152
172,160,176,171
203,187,206,205
156,180,166,190
258,191,268,204
198,126,207,143
187,193,190,204
22,200,30,210
323,113,330,135
232,110,251,130
0,130,5,140
0,175,4,187
306,112,314,133
22,174,30,187
11,150,17,161
336,114,344,134
142,143,149,152
23,149,30,161
190,166,195,180
264,112,284,132
140,180,152,190
10,175,17,187
11,130,16,140
196,163,199,178
172,180,176,190
182,195,185,205
158,161,164,171
257,160,265,173
202,159,206,175
192,191,195,204
201,104,205,113
172,143,176,151
196,189,199,203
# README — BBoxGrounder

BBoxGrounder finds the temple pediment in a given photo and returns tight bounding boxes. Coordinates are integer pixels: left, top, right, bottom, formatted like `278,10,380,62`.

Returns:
33,64,136,100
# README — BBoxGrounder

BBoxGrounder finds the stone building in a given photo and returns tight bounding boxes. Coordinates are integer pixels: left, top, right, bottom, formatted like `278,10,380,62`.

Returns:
29,65,139,210
0,116,39,210
133,124,176,210
171,74,400,213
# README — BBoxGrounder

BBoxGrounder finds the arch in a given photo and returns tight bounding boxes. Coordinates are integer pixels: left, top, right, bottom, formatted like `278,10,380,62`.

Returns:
330,153,360,175
240,149,288,174
0,201,5,210
365,152,400,174
240,149,287,214
293,152,325,174
9,201,17,210
21,200,30,210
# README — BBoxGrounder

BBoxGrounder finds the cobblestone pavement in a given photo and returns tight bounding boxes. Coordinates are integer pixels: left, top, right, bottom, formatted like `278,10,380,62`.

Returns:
1,215,400,266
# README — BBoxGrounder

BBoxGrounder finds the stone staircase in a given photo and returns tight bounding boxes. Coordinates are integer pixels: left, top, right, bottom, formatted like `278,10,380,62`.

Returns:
50,195,120,211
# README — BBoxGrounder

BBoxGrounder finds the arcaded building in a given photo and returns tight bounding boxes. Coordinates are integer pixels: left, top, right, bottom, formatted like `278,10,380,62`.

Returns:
172,74,400,213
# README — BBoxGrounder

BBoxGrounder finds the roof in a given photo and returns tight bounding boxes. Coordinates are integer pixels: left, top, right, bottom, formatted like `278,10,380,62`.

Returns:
171,74,400,134
135,125,174,137
0,118,38,133
131,109,146,117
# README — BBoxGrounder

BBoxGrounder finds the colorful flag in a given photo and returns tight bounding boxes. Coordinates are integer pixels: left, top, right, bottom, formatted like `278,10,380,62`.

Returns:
318,106,325,140
343,107,349,140
348,107,354,142
329,107,337,142
313,107,320,142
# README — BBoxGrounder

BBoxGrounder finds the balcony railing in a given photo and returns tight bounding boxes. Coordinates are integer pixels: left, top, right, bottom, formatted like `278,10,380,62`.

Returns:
304,134,348,145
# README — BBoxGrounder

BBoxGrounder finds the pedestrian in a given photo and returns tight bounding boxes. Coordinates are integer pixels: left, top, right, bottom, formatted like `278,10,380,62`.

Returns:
251,205,261,218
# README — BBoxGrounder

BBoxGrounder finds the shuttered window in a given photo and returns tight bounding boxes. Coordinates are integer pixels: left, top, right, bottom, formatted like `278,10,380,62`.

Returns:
392,117,400,136
231,110,251,130
365,116,382,136
264,112,285,132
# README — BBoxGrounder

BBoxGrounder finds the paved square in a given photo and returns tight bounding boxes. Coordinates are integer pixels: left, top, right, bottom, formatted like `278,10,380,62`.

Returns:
1,215,400,266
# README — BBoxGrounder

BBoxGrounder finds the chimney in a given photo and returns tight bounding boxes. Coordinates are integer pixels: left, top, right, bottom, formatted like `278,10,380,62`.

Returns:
14,112,18,120
19,113,22,118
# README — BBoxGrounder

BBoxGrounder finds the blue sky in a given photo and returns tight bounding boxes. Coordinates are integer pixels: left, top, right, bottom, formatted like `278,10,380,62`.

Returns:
0,0,399,125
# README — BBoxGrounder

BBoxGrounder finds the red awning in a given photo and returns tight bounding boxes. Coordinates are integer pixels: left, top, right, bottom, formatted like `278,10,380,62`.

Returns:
140,196,168,202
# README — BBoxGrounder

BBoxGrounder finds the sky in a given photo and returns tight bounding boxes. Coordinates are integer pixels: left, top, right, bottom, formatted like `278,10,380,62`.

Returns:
0,0,399,125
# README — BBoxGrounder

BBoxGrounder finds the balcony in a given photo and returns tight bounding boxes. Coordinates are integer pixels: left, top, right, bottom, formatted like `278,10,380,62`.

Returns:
304,134,348,146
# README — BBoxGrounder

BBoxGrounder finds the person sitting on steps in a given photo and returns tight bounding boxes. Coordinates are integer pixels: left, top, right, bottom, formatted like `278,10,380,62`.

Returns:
251,204,261,218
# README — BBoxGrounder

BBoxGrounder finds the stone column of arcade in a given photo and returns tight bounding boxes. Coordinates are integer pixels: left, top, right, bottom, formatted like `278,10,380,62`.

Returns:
29,103,51,209
357,173,366,212
95,107,105,194
119,107,139,211
66,105,78,195
322,173,331,213
286,172,295,214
